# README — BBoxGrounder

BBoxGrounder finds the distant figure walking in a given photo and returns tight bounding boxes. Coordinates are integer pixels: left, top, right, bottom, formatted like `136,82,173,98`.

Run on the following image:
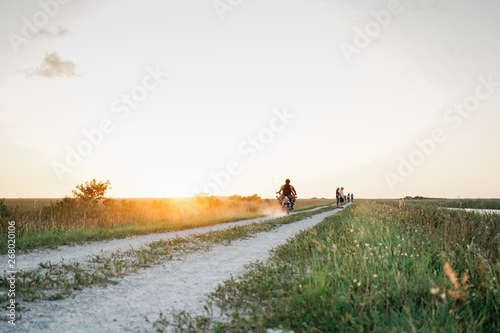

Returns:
347,193,351,202
339,187,345,208
336,187,340,208
351,193,354,202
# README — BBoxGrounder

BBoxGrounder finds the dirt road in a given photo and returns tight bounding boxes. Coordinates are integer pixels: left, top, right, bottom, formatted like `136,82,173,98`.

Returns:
3,205,348,332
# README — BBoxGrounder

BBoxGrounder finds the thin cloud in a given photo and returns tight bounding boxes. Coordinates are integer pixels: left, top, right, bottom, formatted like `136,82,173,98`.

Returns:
26,51,78,78
38,25,72,38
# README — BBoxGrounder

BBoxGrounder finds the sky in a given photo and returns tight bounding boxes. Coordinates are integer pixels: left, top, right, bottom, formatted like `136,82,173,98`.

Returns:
1,0,499,199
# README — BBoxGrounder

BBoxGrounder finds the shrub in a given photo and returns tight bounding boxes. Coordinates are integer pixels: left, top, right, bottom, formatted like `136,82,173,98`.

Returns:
72,179,111,203
0,198,13,234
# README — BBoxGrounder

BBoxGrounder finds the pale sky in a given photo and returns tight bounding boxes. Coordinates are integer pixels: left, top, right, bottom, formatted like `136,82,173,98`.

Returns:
1,0,499,199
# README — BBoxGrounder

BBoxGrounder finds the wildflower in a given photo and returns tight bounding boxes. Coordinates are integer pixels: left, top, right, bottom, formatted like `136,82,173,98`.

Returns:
353,279,357,283
373,274,378,279
444,262,459,289
357,282,362,287
430,287,440,295
444,262,469,301
365,243,370,248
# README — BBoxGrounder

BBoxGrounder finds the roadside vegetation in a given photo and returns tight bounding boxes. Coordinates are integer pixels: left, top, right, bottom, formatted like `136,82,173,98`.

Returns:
0,179,333,252
163,200,500,332
0,206,336,316
391,196,500,210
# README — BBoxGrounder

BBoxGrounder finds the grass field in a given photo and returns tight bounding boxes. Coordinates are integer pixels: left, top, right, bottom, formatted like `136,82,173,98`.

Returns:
2,197,498,331
379,197,500,210
0,205,336,310
0,196,334,253
3,196,498,332
168,199,500,332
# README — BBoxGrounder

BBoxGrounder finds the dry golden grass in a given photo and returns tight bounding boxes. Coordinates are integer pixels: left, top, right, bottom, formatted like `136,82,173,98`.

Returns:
0,195,334,251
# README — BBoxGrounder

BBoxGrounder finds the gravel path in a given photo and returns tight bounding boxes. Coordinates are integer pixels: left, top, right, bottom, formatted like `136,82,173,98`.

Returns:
4,205,331,272
4,215,279,273
4,205,348,332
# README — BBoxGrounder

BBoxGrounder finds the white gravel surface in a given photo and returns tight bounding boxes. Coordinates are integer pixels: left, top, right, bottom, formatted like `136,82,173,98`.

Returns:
6,215,278,273
3,206,347,332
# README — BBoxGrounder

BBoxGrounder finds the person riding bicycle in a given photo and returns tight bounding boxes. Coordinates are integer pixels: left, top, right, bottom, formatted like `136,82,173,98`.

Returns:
277,179,297,210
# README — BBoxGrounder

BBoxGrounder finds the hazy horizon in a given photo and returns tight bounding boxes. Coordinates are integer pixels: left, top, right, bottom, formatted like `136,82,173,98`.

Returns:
1,0,499,200
3,194,499,201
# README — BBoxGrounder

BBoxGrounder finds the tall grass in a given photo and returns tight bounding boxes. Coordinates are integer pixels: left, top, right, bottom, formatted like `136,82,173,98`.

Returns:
0,206,336,308
431,198,500,210
0,196,332,252
388,198,500,210
167,200,500,332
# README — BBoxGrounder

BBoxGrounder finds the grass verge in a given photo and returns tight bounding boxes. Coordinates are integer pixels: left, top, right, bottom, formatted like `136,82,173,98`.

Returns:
4,211,263,253
162,200,500,332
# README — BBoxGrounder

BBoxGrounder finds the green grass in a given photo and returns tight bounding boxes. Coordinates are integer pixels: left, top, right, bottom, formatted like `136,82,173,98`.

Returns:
291,198,335,211
0,197,332,253
2,212,265,253
0,205,337,311
383,197,500,210
165,200,500,332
